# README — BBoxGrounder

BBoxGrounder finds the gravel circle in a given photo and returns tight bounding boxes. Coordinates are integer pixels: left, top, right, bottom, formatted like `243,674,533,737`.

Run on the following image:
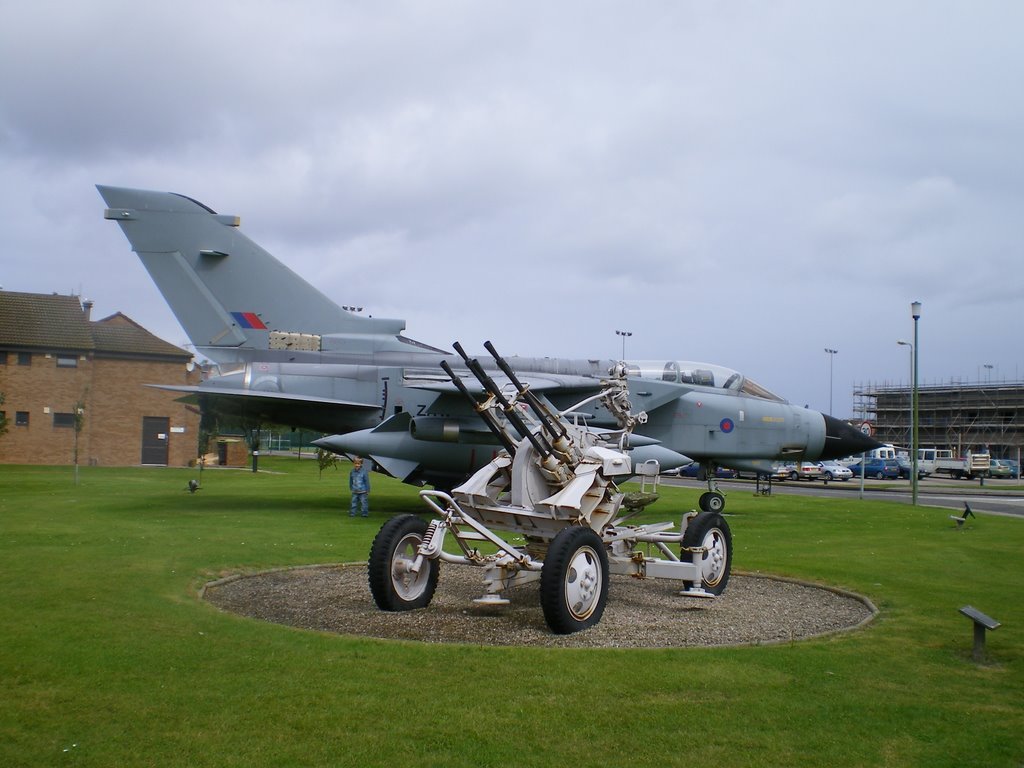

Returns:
202,563,876,648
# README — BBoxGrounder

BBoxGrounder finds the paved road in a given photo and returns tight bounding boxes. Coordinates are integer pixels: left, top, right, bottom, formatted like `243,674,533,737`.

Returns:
661,476,1024,518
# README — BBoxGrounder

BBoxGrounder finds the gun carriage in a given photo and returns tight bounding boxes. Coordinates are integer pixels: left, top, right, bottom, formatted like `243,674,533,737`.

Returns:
368,342,732,634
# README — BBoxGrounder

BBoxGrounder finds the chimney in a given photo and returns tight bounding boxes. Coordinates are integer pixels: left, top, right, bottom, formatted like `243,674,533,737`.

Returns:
83,299,94,321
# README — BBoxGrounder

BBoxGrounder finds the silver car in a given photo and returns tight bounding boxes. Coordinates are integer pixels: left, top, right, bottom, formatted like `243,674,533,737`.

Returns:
818,461,853,481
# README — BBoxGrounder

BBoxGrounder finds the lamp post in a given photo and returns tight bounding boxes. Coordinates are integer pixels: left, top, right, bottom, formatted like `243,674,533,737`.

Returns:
983,364,993,383
824,348,838,414
898,339,913,469
615,330,632,360
911,301,922,506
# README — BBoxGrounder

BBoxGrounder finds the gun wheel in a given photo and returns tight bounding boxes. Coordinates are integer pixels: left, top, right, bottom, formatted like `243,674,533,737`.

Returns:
681,511,732,595
540,526,609,634
368,514,439,611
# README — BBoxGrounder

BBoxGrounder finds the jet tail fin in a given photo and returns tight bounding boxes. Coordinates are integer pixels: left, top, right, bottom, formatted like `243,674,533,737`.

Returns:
98,185,412,360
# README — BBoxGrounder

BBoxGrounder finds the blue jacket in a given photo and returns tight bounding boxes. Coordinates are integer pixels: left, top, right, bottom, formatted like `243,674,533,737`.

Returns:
349,464,370,493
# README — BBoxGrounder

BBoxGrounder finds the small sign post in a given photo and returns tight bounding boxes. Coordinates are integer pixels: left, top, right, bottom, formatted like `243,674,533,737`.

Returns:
959,605,1000,663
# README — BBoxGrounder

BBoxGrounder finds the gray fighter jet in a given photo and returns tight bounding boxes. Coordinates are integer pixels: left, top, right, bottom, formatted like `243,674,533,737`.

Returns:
99,185,878,510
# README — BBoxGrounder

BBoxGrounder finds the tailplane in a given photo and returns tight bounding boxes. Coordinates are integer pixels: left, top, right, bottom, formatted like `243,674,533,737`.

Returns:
98,185,421,361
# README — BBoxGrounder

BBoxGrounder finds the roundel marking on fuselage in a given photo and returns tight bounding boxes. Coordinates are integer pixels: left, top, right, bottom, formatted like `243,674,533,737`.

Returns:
720,418,735,433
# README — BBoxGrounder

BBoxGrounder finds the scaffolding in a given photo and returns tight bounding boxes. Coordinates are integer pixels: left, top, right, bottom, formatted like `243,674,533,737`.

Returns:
852,378,1024,459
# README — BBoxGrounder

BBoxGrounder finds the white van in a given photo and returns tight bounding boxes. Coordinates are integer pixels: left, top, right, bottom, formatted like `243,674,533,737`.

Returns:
840,443,896,466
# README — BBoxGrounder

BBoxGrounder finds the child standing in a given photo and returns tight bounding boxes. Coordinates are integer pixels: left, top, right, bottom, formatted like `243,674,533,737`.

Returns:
348,457,370,517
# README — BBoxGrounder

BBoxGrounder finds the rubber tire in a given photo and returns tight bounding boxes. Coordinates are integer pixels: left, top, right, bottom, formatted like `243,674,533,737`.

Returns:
701,491,725,513
875,471,884,480
368,514,439,611
824,471,834,481
789,471,799,481
540,526,609,634
681,511,732,595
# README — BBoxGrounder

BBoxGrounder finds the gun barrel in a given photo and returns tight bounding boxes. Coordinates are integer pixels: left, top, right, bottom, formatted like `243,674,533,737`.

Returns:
484,340,567,440
440,360,517,454
450,344,553,459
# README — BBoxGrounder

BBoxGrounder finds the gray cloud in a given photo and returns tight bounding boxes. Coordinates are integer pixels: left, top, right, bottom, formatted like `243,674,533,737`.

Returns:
2,0,1022,414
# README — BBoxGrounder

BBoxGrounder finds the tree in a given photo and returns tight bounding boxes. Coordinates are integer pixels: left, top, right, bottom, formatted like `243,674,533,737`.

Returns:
316,448,339,479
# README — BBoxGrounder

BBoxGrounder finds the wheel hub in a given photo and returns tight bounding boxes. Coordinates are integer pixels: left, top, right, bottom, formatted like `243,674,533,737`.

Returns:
565,548,601,619
391,534,429,599
700,531,726,584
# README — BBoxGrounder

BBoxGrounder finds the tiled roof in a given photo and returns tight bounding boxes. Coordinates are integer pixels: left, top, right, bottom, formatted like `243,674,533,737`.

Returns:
0,291,94,350
0,291,190,360
91,313,191,360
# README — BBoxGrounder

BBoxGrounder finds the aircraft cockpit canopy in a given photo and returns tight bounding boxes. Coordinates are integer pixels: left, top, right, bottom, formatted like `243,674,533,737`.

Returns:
625,361,786,403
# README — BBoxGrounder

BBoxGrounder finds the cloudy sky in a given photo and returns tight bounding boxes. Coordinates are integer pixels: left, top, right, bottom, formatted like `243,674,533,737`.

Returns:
2,1,1021,416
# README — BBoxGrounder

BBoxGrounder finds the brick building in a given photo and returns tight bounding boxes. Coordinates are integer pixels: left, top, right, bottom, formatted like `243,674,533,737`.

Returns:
0,291,200,466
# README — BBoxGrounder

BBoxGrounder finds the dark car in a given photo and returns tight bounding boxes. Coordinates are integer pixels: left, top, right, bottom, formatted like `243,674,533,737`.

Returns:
846,458,900,479
676,464,738,479
895,456,929,480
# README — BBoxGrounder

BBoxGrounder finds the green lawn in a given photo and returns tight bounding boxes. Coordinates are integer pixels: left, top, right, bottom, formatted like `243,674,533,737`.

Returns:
1,458,1021,767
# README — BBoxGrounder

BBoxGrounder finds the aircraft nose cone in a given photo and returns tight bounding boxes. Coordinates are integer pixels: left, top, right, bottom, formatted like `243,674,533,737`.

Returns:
312,434,355,454
819,415,883,460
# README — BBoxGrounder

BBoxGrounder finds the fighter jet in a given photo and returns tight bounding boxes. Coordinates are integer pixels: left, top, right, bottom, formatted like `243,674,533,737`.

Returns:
98,185,879,509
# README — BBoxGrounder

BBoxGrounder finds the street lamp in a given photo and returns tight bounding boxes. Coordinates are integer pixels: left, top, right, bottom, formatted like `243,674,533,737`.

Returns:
615,330,632,360
911,301,922,506
898,339,913,465
983,364,993,383
824,348,838,414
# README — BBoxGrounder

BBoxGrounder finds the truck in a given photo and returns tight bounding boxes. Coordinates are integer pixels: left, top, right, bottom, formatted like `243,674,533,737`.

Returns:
922,448,991,479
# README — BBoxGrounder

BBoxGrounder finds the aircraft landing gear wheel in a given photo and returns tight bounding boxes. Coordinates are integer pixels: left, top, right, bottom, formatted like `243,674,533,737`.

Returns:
368,514,439,611
698,491,725,513
540,526,609,634
681,511,732,595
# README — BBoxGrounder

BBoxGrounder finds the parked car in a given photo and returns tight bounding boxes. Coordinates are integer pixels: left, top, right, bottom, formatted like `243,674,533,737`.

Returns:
846,458,900,479
1004,459,1021,479
733,463,778,480
818,461,853,481
895,456,930,480
675,463,737,479
779,462,822,481
988,459,1014,479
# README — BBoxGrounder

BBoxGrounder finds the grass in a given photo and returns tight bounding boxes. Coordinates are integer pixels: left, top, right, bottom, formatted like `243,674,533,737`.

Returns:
1,457,1021,767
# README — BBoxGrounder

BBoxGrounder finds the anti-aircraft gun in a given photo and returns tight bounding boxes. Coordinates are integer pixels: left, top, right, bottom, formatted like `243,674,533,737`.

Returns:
367,342,732,634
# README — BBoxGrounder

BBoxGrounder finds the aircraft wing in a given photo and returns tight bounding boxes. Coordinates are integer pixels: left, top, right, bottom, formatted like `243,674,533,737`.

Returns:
148,384,381,434
401,370,603,395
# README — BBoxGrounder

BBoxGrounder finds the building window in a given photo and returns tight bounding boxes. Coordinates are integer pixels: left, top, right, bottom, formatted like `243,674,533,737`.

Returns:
16,411,29,426
53,412,76,428
17,352,31,366
0,351,7,365
56,355,79,368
